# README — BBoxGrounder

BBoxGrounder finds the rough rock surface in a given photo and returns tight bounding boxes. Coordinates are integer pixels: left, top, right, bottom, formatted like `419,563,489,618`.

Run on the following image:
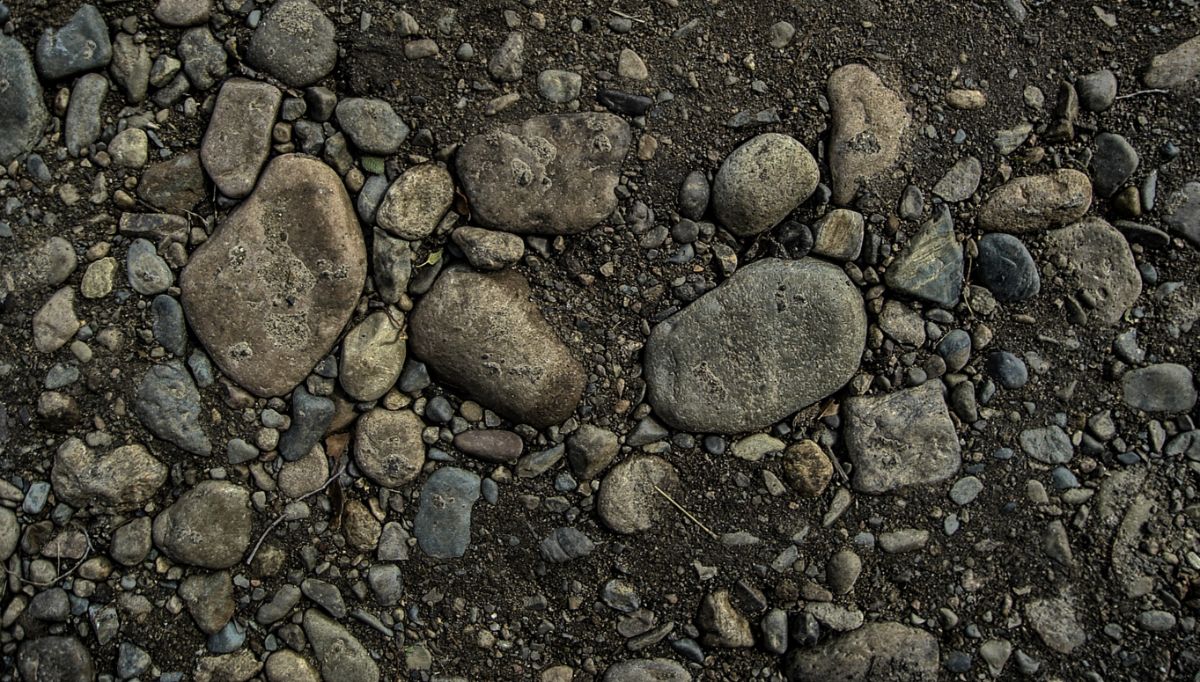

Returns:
354,409,425,488
843,383,962,494
51,438,167,511
246,0,337,87
827,64,911,205
597,455,681,534
884,206,963,307
0,34,49,164
785,622,939,681
200,78,281,199
978,169,1092,233
712,133,819,236
152,480,252,569
1042,218,1141,325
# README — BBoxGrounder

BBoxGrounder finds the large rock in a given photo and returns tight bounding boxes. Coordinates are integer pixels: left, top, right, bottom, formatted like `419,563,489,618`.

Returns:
785,622,939,681
978,170,1092,233
0,34,49,164
181,154,367,397
303,610,379,682
603,659,691,681
51,438,167,511
828,64,910,205
1042,219,1140,325
456,113,631,235
1123,363,1197,413
375,164,454,240
413,467,481,559
884,206,963,307
18,636,96,682
1143,34,1200,91
247,0,338,87
200,78,282,199
35,4,112,80
644,258,865,433
409,267,585,428
153,480,252,569
843,382,961,494
712,133,819,236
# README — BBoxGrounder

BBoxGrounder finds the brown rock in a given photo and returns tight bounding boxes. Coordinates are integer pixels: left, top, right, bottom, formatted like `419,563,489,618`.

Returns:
977,169,1092,233
353,409,425,488
200,78,281,199
51,438,167,511
828,64,910,206
782,440,833,497
138,151,206,214
453,429,524,463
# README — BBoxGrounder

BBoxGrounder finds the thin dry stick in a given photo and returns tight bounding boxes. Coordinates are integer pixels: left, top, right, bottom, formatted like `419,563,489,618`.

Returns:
608,7,647,23
4,529,94,587
653,485,718,540
245,461,348,565
1116,89,1169,100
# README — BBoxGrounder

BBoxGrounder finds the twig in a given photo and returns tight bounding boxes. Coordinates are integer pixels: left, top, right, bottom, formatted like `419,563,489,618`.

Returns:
245,460,348,565
608,7,647,23
4,528,93,587
829,454,850,483
1115,89,1169,100
653,485,718,540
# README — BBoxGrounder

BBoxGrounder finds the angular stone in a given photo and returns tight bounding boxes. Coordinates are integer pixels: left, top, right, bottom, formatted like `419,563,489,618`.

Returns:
785,622,939,681
1164,181,1200,247
811,209,864,261
828,64,910,206
375,164,453,240
135,361,211,456
180,571,234,634
247,0,338,88
645,258,865,433
1123,363,1197,413
340,311,406,402
697,590,754,648
35,4,112,80
410,267,585,428
140,151,206,214
451,226,525,270
566,424,619,480
200,79,282,199
1020,425,1073,464
932,156,982,202
885,206,962,307
1143,34,1200,91
153,480,252,569
597,455,680,534
414,467,481,559
487,32,525,82
335,98,409,155
1025,598,1086,654
277,387,333,461
303,610,379,682
178,27,227,91
0,34,49,163
51,438,167,511
843,382,961,494
712,133,819,236
110,34,152,103
181,154,367,397
33,288,81,353
456,113,631,235
1042,219,1140,325
354,409,425,488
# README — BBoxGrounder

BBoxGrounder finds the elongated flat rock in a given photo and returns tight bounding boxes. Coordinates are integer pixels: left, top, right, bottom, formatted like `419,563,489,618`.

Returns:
786,622,939,681
978,170,1092,233
181,154,366,397
200,78,281,199
645,258,866,433
828,64,910,206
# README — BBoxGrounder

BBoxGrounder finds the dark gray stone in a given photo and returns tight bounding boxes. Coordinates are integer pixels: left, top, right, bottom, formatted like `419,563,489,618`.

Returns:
135,361,211,456
18,637,95,682
986,351,1028,389
885,206,963,307
35,4,112,80
278,387,334,462
539,527,596,562
247,0,338,88
976,233,1040,302
0,35,49,163
152,294,186,356
1164,181,1200,247
64,73,107,157
677,171,709,220
178,27,227,91
1020,425,1073,464
1091,132,1139,198
414,467,481,559
1077,69,1117,111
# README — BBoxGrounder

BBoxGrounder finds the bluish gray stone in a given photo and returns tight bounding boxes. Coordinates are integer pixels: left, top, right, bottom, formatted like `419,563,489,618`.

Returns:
843,382,961,494
335,98,409,155
414,467,481,559
152,294,186,356
1020,425,1073,464
278,387,334,461
986,351,1028,389
539,527,595,562
126,238,174,295
135,361,211,455
1091,132,1139,198
1122,363,1197,413
937,329,972,372
0,34,49,164
35,4,112,80
207,620,246,654
885,206,963,307
976,233,1040,302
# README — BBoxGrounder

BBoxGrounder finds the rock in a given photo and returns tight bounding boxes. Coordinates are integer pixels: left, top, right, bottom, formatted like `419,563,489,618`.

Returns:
843,382,961,494
193,650,261,682
153,480,252,569
181,154,366,397
367,564,403,606
645,258,865,433
1077,69,1117,111
414,467,481,559
373,229,412,303
987,351,1028,388
180,571,234,634
139,151,206,214
256,585,301,624
409,267,585,428
879,528,929,553
354,409,425,488
979,169,1092,234
884,206,963,307
335,98,409,155
827,64,910,205
64,73,107,157
117,642,152,679
1025,598,1086,654
134,361,210,455
1164,181,1200,247
178,27,227,91
932,156,982,202
301,578,346,618
487,32,525,82
1019,425,1073,464
303,610,380,682
248,0,338,87
277,387,334,461
597,89,653,117
109,128,149,168
946,88,986,109
110,34,151,103
155,0,211,26
566,424,619,479
1143,34,1200,91
975,233,1040,302
5,236,77,292
33,288,81,353
697,590,754,648
731,433,785,462
375,164,453,240
597,455,680,534
539,527,596,562
340,312,406,401
785,622,939,681
456,113,631,235
1091,132,1139,198
1042,219,1140,325
827,549,862,595
454,429,523,463
18,637,95,682
278,444,328,498
617,48,649,80
0,34,49,163
711,133,818,237
603,659,691,682
878,299,925,346
0,508,17,561
1122,363,1197,412
35,4,112,80
537,69,582,102
811,209,864,261
81,257,117,299
51,438,167,511
111,517,152,565
451,226,525,270
127,238,174,295
782,440,834,497
266,651,321,682
201,78,282,199
1138,610,1177,632
678,170,710,220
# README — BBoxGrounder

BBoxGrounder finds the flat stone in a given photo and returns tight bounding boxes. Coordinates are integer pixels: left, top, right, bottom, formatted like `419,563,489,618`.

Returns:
247,0,338,88
200,79,282,199
152,294,186,355
64,73,107,157
1143,33,1200,91
35,4,112,80
135,361,211,456
155,0,212,26
1123,363,1197,413
375,164,453,240
18,637,95,682
139,152,206,214
1164,181,1200,247
1025,598,1086,654
6,237,76,292
181,154,366,397
111,517,152,565
597,455,680,534
180,571,234,634
127,238,173,295
278,443,328,498
456,113,631,235
827,549,862,595
1020,425,1073,464
1042,218,1140,326
409,267,585,428
372,229,412,303
730,433,786,462
698,590,754,648
877,299,925,346
932,156,982,202
265,651,320,682
178,27,227,91
537,69,582,102
782,440,834,497
51,438,167,511
645,258,866,433
1077,69,1117,111
451,226,525,270
884,206,963,307
843,382,961,494
0,508,17,561
0,34,49,163
33,288,81,353
539,527,596,562
811,209,864,261
340,311,406,402
566,425,619,480
828,64,910,206
487,32,525,82
454,429,524,463
335,98,409,155
303,610,380,682
976,233,1040,302
277,387,333,461
1091,132,1139,198
712,133,819,236
785,622,938,681
354,409,425,488
153,480,252,569
414,467,481,559
977,170,1092,233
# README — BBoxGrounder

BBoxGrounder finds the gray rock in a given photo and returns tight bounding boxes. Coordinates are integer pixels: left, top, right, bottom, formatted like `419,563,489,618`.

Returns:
153,480,252,569
932,156,982,202
451,226,525,270
712,133,819,236
1138,610,1177,632
678,170,710,220
180,571,234,634
135,361,211,456
978,169,1092,233
27,587,70,621
257,585,302,625
335,98,409,155
645,258,865,433
811,209,864,261
1019,425,1073,464
456,113,631,235
566,424,619,479
1043,218,1140,325
6,237,77,292
127,238,174,295
177,27,228,91
35,4,112,80
949,476,984,505
155,0,211,26
843,382,961,494
354,409,425,488
278,387,334,462
18,637,95,682
1164,181,1200,247
1143,34,1200,91
539,527,596,562
64,73,107,157
1025,598,1086,654
51,437,167,511
409,267,585,428
303,610,380,682
1077,69,1117,111
357,174,388,224
201,78,282,199
976,233,1040,302
826,549,862,595
1123,363,1197,412
277,442,327,497
884,206,963,307
368,564,404,606
828,64,910,206
301,578,346,619
181,155,366,397
0,507,17,561
139,151,207,214
1091,132,1139,198
32,288,81,353
487,31,525,82
597,455,680,534
340,312,406,402
111,517,152,566
117,642,152,679
762,608,789,654
537,69,582,102
152,294,187,356
372,229,413,303
877,299,925,346
414,467,481,559
248,0,338,88
109,128,148,168
987,351,1028,388
375,164,453,240
0,34,49,163
785,622,939,681
603,659,691,682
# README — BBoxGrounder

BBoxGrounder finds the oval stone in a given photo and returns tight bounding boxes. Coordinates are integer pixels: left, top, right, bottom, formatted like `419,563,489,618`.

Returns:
152,480,252,569
644,258,866,433
712,133,818,236
180,154,366,397
978,169,1092,233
